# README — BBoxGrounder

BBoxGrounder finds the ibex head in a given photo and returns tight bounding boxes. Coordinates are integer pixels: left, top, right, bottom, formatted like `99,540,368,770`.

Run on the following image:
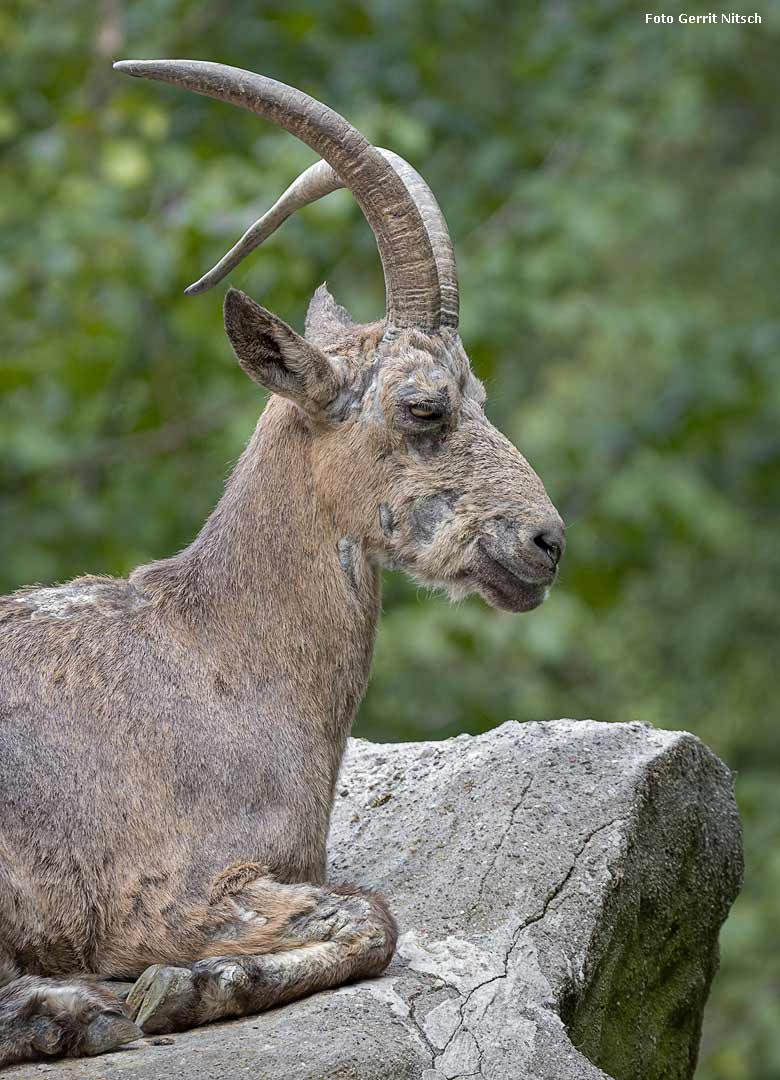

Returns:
116,61,564,613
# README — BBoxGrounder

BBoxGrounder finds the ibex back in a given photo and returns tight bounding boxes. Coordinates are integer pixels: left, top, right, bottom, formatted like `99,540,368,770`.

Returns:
0,61,564,1066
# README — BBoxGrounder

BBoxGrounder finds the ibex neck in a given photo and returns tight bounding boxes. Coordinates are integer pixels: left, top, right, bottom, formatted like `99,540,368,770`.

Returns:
132,397,380,717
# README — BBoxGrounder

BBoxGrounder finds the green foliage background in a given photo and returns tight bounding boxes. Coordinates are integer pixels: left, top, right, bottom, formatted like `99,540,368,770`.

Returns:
1,1,777,1075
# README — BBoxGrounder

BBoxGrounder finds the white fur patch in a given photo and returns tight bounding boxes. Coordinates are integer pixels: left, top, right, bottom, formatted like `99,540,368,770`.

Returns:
237,906,266,924
217,963,242,985
37,983,88,1014
15,584,100,619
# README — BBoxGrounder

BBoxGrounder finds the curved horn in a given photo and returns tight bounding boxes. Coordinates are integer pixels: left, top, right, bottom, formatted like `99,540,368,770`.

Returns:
183,150,459,329
183,159,343,297
113,60,446,332
380,150,458,330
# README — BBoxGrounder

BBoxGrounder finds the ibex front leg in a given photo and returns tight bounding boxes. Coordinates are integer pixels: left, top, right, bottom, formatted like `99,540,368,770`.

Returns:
125,869,397,1034
0,957,141,1068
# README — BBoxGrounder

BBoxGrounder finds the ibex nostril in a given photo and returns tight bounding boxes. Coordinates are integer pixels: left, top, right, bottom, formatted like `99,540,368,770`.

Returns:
532,524,565,568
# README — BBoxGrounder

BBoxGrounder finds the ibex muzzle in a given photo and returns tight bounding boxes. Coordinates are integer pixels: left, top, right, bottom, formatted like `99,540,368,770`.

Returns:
0,61,564,1067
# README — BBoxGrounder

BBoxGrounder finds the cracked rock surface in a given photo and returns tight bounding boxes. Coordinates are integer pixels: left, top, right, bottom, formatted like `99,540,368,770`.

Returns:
11,719,742,1079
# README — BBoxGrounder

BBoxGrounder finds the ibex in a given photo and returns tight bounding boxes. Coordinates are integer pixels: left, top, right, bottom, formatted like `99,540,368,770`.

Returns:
0,61,565,1067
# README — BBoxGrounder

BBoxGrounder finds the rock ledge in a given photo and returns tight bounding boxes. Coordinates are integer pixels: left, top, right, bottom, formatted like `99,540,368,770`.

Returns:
9,719,742,1080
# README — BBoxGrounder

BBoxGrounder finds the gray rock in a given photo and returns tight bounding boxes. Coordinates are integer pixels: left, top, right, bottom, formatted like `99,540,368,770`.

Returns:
4,719,741,1079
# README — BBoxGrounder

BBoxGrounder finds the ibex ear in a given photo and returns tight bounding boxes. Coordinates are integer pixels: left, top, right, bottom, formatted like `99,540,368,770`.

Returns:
305,282,355,347
224,288,340,414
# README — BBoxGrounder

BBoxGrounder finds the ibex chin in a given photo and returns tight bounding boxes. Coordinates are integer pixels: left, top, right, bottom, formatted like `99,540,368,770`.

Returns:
0,61,565,1066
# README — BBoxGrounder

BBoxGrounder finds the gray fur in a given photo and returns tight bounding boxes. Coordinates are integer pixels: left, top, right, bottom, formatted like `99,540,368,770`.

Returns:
408,491,459,543
379,503,396,536
337,536,359,590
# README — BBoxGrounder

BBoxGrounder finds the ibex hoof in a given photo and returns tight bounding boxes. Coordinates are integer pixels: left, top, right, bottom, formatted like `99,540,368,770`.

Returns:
126,964,196,1034
19,979,140,1062
82,1011,143,1056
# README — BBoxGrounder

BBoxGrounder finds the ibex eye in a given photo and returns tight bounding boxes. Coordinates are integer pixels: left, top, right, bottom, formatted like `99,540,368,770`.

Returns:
409,403,444,421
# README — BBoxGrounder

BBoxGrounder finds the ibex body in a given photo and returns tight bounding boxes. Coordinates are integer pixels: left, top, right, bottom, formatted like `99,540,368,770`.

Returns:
0,62,564,1066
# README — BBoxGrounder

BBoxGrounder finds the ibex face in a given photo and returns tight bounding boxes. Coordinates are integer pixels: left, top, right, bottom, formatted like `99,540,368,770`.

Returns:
116,60,564,613
224,288,563,614
356,335,564,614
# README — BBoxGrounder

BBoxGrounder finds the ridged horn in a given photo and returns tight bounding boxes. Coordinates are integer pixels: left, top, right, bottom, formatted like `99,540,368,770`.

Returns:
113,60,452,331
182,150,459,329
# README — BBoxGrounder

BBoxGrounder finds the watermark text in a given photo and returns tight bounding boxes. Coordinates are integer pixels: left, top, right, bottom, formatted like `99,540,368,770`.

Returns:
645,12,761,23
